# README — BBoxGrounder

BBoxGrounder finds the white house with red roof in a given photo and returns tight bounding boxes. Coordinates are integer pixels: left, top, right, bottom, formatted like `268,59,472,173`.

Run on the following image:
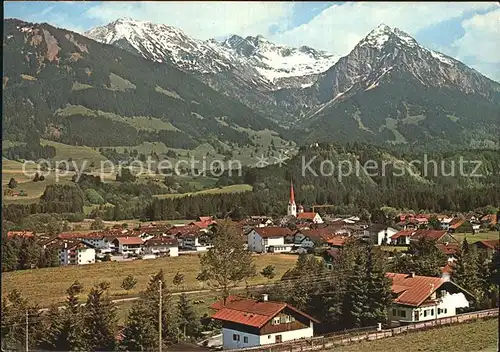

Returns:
247,227,293,253
210,295,318,349
296,212,324,224
386,272,473,324
44,239,96,265
112,236,144,255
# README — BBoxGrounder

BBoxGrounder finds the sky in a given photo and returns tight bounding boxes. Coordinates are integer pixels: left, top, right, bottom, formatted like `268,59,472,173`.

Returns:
4,1,500,81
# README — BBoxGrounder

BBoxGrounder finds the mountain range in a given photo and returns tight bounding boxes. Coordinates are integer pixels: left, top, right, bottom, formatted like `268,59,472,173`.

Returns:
3,17,500,158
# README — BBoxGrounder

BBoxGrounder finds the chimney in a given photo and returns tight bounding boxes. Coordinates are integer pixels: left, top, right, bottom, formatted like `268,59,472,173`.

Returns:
410,272,415,278
261,294,268,302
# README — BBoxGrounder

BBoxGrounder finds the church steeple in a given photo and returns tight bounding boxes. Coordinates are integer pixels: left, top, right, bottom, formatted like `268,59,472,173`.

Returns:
287,180,297,217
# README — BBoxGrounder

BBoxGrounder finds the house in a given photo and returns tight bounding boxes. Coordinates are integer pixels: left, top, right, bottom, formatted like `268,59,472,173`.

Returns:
409,230,458,244
188,216,216,230
473,240,500,258
323,248,341,270
296,212,324,224
210,295,319,349
363,224,398,245
435,243,461,263
143,236,179,257
247,227,293,253
291,227,349,248
178,232,212,251
45,239,96,265
447,219,466,233
390,230,416,246
480,213,497,229
112,236,144,255
386,272,473,324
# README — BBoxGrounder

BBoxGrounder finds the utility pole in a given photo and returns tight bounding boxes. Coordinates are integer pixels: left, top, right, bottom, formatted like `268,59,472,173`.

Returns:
158,280,162,352
25,310,28,352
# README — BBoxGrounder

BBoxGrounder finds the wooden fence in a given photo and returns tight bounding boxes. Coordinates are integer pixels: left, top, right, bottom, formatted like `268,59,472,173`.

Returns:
230,308,498,352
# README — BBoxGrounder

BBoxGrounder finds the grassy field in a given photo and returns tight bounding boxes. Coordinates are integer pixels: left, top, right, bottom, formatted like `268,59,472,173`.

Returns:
2,158,74,204
2,254,297,307
154,184,253,199
329,318,498,352
453,231,499,244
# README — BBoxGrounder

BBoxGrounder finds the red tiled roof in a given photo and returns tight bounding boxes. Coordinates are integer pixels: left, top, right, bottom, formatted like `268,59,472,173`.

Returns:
435,243,460,256
475,239,500,250
386,272,444,307
144,237,178,247
480,213,497,225
297,212,318,220
7,231,34,238
411,230,448,241
198,216,213,222
210,296,319,328
253,227,292,238
114,237,144,245
391,230,416,240
449,219,466,230
441,263,454,274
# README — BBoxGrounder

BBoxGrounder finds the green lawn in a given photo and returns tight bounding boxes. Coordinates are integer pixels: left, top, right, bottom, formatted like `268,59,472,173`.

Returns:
153,184,252,199
453,231,499,244
329,318,498,352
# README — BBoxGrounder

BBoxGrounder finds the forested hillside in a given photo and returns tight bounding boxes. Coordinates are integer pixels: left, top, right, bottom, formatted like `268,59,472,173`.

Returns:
3,19,285,156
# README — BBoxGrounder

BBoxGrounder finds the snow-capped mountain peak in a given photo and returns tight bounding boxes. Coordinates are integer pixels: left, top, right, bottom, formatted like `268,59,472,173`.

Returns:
84,18,339,89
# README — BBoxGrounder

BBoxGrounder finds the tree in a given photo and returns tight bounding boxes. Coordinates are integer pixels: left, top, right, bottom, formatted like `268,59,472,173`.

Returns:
260,265,276,280
173,271,185,288
8,177,17,189
177,293,202,340
82,282,117,351
90,217,105,230
85,188,105,205
197,219,256,304
121,274,138,294
120,301,156,351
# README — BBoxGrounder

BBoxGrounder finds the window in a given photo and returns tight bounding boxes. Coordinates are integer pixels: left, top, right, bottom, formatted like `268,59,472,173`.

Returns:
430,309,434,316
243,336,248,343
268,335,271,339
400,310,406,318
232,334,240,341
444,308,447,314
273,317,280,325
423,310,427,317
438,308,441,315
285,315,290,323
280,316,286,324
392,308,397,316
290,316,295,322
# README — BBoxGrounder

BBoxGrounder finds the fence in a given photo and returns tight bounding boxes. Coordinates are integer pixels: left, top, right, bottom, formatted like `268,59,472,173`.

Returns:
230,308,498,352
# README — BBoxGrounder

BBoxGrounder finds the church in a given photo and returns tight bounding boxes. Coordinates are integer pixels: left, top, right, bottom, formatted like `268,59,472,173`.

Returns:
287,181,323,224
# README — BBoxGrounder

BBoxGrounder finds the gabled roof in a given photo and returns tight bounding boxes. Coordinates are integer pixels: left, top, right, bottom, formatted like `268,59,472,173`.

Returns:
410,229,449,242
252,227,292,238
449,219,466,230
113,236,144,245
144,236,178,247
435,243,460,256
474,239,500,250
210,296,319,328
297,212,319,220
7,231,34,238
391,229,416,240
386,272,445,307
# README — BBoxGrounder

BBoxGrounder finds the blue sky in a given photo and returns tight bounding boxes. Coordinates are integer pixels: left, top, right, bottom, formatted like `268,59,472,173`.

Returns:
4,1,499,81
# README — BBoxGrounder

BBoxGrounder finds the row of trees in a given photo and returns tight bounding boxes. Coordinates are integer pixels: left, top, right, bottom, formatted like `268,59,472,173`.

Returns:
2,234,59,272
1,273,207,351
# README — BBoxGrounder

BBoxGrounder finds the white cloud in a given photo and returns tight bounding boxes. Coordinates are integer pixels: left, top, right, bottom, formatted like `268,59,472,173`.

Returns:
451,8,500,80
271,2,496,56
84,1,294,39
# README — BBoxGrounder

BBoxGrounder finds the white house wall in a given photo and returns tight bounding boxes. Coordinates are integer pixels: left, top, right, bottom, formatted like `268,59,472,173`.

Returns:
77,248,96,264
258,326,314,345
221,328,260,349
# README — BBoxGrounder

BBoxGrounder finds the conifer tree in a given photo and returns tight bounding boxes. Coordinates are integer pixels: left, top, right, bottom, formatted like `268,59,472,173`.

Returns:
120,301,156,351
82,282,117,351
177,293,201,340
